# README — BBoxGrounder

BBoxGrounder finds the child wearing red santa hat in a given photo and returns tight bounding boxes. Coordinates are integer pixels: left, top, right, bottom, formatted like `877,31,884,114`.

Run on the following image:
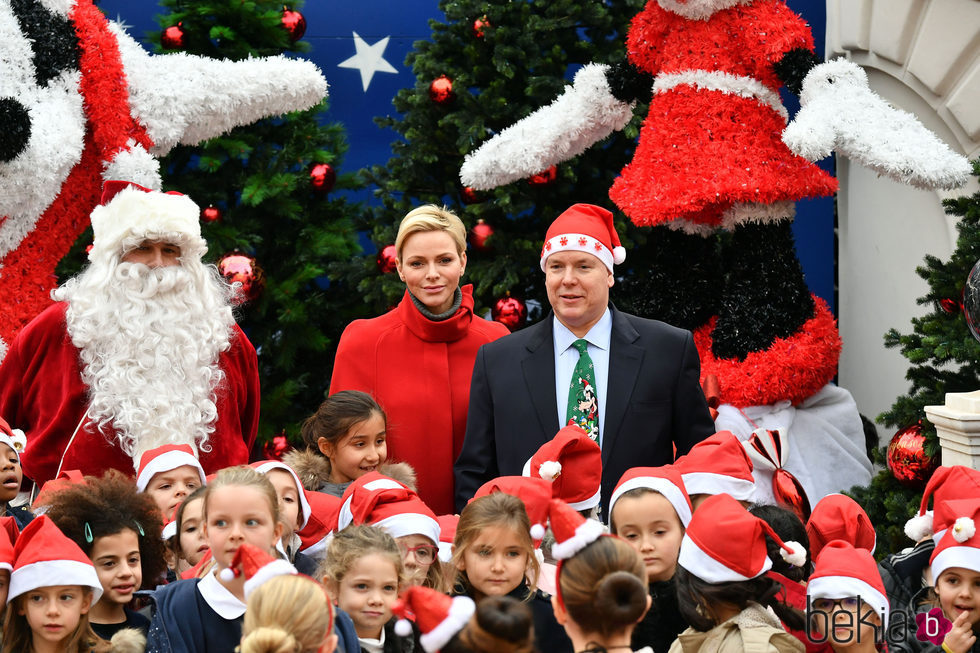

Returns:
674,431,756,509
0,416,30,531
522,424,603,519
134,443,207,519
250,460,318,576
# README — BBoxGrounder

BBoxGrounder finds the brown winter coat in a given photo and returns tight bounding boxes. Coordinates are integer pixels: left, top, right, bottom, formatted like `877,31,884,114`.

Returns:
283,448,418,493
668,603,804,653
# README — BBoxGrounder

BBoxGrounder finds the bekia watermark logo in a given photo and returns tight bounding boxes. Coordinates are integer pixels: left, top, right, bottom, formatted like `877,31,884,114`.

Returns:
915,608,953,645
807,596,952,646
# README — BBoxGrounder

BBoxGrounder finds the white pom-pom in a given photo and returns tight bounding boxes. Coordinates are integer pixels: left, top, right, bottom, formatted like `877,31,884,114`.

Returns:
904,511,934,542
952,517,976,543
394,619,413,637
9,429,26,452
539,461,562,481
779,541,807,567
612,246,626,265
219,567,236,582
530,523,545,540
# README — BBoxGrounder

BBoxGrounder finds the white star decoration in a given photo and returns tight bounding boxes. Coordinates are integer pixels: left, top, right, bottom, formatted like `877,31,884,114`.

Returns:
338,31,398,92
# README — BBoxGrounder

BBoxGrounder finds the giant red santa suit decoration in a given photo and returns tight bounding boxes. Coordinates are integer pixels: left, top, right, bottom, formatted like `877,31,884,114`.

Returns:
0,181,260,487
461,0,970,504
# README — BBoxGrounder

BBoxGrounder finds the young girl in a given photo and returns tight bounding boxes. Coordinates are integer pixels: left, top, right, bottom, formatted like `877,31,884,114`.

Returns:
672,493,806,653
452,492,570,653
608,466,692,653
240,573,337,653
146,465,285,653
322,524,412,653
287,391,415,498
42,470,167,640
167,486,208,578
134,444,207,519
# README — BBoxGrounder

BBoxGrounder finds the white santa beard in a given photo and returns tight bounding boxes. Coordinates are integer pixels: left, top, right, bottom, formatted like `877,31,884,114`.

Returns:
56,260,236,458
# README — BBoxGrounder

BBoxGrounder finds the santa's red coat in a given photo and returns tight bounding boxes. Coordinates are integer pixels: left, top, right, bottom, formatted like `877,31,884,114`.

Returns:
0,302,260,486
330,285,509,515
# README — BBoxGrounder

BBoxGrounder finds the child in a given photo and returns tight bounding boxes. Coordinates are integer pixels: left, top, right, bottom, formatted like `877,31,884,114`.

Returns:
2,515,110,653
452,492,570,653
806,494,876,559
287,390,415,497
522,424,602,519
167,486,208,577
42,470,167,640
146,465,285,653
608,466,692,653
393,586,534,653
134,443,207,518
240,573,338,653
673,431,756,508
0,522,13,624
807,540,889,653
0,417,30,529
671,493,806,653
250,460,317,575
322,524,412,653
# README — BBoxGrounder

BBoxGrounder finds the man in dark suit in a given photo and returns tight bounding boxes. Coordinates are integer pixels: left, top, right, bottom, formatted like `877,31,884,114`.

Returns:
454,203,715,516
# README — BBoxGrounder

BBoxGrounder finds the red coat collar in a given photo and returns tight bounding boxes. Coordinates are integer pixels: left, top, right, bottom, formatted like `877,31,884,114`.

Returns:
397,284,475,343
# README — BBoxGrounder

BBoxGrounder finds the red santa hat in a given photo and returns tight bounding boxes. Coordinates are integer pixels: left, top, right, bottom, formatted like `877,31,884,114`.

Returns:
808,540,889,628
0,522,13,573
608,465,693,528
548,498,606,561
436,514,459,564
539,204,625,273
678,493,807,583
474,476,553,544
32,470,86,514
89,180,206,264
298,491,342,560
522,425,602,511
930,498,980,582
392,585,475,653
162,502,180,541
134,444,207,493
218,542,297,599
9,515,103,603
674,431,755,502
338,472,440,545
905,465,980,543
0,416,26,463
0,516,19,548
250,461,312,530
806,494,876,558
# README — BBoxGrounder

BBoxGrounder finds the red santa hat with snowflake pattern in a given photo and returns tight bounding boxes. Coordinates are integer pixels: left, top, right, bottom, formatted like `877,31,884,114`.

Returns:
9,515,103,603
474,476,553,544
522,425,602,512
134,444,207,493
930,498,980,581
218,542,297,598
393,585,475,653
674,431,755,502
806,493,876,558
250,460,313,530
808,540,889,628
337,472,440,545
679,493,807,583
905,465,980,543
540,203,625,273
609,465,693,528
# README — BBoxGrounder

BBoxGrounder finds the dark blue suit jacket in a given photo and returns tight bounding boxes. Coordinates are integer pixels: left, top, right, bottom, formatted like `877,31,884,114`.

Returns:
454,306,714,515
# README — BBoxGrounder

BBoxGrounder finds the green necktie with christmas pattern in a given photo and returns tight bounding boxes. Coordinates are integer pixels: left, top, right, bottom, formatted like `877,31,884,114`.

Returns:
566,339,599,441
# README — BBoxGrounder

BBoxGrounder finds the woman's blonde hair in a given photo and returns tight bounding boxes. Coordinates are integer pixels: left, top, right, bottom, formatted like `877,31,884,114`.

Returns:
240,574,335,653
452,493,540,595
2,587,107,653
395,205,467,258
320,524,405,588
203,465,280,527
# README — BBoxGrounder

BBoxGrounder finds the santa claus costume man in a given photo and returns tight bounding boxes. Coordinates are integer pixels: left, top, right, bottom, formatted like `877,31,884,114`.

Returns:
0,180,260,488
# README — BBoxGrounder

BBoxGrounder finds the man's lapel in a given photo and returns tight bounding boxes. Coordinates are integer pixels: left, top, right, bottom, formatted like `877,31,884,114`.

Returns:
521,318,559,440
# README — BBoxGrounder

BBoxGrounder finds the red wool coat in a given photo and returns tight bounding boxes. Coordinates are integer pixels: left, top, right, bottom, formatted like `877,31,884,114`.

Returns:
0,302,260,486
330,285,509,515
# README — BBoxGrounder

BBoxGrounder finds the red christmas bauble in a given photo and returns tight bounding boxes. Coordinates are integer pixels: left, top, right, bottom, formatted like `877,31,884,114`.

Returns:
939,297,961,314
528,165,557,186
309,163,336,195
469,219,494,252
281,7,307,42
887,423,939,488
201,205,223,224
472,15,491,38
217,253,265,305
377,245,398,274
492,294,527,332
429,76,455,105
461,186,480,205
262,433,293,461
161,23,186,50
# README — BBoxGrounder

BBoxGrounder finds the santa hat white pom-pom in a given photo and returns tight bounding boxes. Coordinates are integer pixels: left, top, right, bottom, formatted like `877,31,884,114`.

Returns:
394,618,413,637
905,511,934,542
219,567,236,582
952,517,976,543
612,246,626,265
530,523,546,540
539,461,562,482
779,541,807,567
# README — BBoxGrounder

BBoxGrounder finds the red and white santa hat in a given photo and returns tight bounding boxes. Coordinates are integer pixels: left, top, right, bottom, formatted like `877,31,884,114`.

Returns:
218,542,297,599
162,502,180,541
89,180,206,265
905,465,980,543
392,585,476,653
475,476,553,544
539,204,625,273
134,444,207,493
32,470,86,514
808,540,889,628
678,493,807,583
250,460,312,530
522,425,602,511
674,431,756,502
337,472,440,545
930,498,980,582
609,465,693,528
436,514,459,564
0,522,13,573
298,491,342,560
806,494,876,558
8,515,103,604
548,498,606,561
0,416,26,463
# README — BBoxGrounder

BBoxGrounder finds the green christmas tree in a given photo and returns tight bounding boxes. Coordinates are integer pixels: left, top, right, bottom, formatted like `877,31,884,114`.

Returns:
336,0,647,321
848,160,980,556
